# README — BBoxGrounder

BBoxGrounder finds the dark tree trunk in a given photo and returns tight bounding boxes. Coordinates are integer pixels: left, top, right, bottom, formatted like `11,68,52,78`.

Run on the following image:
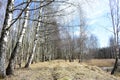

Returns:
6,43,19,75
111,57,118,74
24,52,34,68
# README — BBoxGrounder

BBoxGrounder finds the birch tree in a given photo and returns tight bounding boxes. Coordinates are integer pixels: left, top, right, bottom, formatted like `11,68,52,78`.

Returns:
24,4,42,68
109,0,120,74
78,6,87,62
0,0,14,78
6,5,30,75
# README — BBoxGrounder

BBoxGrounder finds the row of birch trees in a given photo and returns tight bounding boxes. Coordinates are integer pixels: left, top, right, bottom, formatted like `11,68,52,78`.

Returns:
0,0,99,78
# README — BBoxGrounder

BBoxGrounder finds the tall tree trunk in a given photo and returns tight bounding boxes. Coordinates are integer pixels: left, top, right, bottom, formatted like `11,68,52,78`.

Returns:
24,42,37,68
109,0,120,74
25,7,42,68
0,0,14,78
111,55,118,74
6,6,29,75
111,34,119,74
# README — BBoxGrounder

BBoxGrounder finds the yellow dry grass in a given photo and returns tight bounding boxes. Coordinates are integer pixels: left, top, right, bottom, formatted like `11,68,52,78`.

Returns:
5,60,120,80
84,59,115,67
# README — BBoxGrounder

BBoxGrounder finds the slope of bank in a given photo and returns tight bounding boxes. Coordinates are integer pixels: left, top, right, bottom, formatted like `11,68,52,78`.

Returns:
5,60,120,80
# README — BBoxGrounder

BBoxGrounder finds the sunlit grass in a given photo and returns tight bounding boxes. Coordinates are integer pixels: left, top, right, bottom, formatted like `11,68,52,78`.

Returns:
5,59,120,80
84,59,115,67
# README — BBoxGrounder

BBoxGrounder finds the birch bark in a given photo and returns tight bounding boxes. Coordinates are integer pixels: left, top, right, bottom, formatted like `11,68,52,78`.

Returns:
25,6,42,68
0,0,14,78
6,6,29,75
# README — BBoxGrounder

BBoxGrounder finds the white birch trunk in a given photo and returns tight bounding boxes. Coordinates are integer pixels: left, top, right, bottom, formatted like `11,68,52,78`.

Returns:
25,6,42,68
6,6,29,75
0,0,14,78
110,0,120,74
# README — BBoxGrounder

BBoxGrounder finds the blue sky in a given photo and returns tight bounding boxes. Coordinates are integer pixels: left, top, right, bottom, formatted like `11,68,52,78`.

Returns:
83,0,113,47
0,0,7,29
59,0,113,48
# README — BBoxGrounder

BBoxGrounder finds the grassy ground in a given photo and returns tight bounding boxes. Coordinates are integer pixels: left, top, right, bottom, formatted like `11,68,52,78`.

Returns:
84,59,115,67
5,59,120,80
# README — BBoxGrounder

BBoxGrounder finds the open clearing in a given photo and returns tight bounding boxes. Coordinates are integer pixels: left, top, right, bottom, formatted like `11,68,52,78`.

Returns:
84,59,115,67
5,60,120,80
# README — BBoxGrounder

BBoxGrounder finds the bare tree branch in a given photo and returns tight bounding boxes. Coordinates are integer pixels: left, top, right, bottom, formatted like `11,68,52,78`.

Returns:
6,0,32,30
14,0,54,11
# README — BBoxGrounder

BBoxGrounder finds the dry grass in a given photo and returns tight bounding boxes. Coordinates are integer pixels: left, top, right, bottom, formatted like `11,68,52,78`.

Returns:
84,59,115,67
5,60,120,80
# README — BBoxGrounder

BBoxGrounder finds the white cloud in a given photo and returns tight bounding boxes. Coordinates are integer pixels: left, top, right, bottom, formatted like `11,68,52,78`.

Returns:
74,31,80,36
57,0,86,24
87,19,97,25
85,0,109,19
58,0,109,25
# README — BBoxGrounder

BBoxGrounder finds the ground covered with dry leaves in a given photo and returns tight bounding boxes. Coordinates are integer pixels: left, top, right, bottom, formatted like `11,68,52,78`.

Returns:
5,60,120,80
